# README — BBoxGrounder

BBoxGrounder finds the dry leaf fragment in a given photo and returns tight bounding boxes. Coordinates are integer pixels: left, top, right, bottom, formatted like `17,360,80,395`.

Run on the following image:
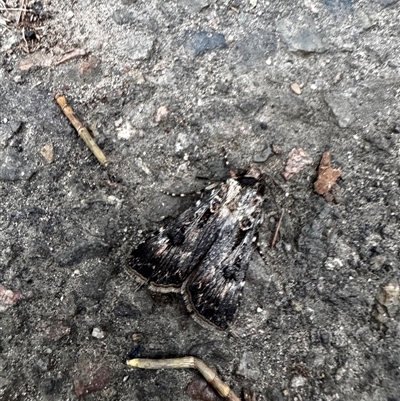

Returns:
314,152,341,195
282,148,312,180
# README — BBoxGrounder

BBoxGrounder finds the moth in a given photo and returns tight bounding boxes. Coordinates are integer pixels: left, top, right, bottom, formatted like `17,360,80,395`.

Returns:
128,168,266,330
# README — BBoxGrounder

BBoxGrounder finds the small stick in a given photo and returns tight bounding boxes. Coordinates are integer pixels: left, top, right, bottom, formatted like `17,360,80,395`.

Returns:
54,48,86,66
127,356,241,401
271,208,285,248
55,93,108,166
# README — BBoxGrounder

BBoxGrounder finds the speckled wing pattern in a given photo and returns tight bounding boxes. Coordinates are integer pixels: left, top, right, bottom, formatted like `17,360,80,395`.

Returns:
128,168,265,330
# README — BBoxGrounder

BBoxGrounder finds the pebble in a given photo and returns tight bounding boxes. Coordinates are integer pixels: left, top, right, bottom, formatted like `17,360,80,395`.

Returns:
291,82,302,95
291,375,307,388
324,93,356,128
253,146,272,163
277,15,324,53
92,327,105,339
184,31,227,57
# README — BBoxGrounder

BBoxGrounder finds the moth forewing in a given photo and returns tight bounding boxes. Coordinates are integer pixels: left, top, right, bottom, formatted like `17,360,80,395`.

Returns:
127,168,266,330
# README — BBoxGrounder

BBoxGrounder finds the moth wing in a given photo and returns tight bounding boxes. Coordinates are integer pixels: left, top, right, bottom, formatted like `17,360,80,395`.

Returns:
128,195,221,291
184,217,258,330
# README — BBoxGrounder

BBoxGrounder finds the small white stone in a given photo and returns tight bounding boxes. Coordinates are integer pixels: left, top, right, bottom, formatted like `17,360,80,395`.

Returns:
92,327,105,339
291,375,307,388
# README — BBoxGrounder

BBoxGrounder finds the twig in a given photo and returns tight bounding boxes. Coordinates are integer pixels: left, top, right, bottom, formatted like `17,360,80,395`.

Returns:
271,208,285,248
55,93,108,167
127,356,241,401
54,48,86,65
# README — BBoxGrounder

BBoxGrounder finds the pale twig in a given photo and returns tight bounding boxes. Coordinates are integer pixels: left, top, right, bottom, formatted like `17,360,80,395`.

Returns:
54,48,86,65
127,356,241,401
271,208,285,248
55,94,108,167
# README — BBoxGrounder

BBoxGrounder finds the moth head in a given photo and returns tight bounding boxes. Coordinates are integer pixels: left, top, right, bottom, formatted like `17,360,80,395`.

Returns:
209,196,221,213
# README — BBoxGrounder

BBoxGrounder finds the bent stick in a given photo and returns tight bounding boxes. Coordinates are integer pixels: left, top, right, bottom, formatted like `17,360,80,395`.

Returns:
127,356,241,401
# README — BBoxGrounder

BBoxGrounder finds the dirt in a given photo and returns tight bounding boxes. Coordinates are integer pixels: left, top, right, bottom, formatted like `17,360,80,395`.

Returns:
1,0,400,400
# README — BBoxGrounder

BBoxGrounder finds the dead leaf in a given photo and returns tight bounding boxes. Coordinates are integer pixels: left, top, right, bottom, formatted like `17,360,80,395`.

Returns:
314,152,341,195
282,148,312,180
